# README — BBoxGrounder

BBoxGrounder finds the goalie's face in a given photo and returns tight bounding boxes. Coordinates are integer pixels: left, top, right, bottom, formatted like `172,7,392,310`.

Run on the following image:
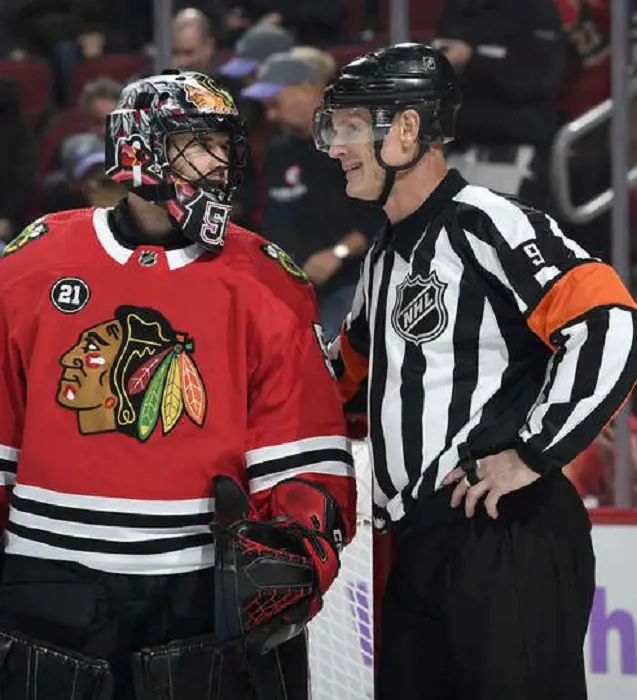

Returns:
166,131,231,188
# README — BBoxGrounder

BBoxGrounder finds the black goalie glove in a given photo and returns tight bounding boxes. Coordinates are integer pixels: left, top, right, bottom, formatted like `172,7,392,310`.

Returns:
211,476,319,656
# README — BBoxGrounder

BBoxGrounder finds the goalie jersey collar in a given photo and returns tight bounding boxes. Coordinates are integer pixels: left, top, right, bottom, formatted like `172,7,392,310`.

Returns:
375,169,467,261
94,199,207,271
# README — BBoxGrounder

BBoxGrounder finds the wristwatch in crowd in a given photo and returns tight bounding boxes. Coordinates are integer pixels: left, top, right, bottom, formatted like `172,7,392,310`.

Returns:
332,243,351,260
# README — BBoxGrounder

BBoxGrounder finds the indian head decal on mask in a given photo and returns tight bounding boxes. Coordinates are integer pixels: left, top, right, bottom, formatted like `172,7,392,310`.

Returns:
56,305,207,441
184,77,237,116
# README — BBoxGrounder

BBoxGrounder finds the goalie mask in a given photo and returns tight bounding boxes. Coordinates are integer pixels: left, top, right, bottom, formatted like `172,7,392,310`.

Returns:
105,70,248,251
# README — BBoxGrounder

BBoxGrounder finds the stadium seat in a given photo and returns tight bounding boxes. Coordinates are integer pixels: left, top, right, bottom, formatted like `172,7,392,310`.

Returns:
69,53,147,104
0,60,52,127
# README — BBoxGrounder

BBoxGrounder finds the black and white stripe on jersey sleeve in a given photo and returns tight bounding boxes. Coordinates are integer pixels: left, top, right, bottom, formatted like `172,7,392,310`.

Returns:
452,183,637,470
453,185,595,314
0,444,18,486
517,305,637,470
246,435,354,494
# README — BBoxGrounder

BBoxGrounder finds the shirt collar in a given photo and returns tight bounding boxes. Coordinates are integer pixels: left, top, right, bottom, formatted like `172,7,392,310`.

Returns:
377,169,467,260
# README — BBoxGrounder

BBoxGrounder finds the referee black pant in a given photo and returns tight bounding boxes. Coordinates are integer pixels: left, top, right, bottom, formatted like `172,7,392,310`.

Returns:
378,471,595,700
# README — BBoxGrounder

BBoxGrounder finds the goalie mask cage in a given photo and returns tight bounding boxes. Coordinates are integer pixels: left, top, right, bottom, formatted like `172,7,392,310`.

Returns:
307,440,392,699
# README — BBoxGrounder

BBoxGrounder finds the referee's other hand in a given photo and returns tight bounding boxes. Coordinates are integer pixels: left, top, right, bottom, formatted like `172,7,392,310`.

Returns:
444,450,540,519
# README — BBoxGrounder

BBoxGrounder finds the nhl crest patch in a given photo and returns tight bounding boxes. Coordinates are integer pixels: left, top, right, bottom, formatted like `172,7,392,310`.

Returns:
391,271,448,345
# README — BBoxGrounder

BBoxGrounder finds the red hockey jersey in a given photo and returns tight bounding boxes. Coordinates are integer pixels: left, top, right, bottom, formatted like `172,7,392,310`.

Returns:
0,208,356,575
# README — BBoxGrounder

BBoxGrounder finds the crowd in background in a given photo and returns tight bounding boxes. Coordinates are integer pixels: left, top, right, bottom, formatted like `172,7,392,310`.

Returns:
0,0,636,504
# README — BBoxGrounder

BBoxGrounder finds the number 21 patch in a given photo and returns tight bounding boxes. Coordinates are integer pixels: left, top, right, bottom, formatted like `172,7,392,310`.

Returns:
50,277,91,314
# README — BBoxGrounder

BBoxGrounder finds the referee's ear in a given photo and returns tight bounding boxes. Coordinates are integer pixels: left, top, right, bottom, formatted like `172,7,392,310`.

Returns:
397,109,421,150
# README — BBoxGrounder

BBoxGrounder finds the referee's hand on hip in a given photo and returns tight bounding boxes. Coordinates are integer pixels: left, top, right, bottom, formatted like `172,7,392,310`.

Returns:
444,450,540,520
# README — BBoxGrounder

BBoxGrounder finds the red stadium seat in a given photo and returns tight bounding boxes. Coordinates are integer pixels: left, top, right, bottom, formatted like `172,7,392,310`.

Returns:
0,60,52,126
69,53,147,104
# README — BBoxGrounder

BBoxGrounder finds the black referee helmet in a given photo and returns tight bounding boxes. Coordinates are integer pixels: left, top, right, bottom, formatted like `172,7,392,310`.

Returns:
313,42,461,205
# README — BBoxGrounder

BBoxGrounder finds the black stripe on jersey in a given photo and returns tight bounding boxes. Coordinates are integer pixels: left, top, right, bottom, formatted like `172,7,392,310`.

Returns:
10,494,214,528
454,200,591,312
445,229,486,446
370,251,398,499
347,312,370,358
248,448,354,479
529,312,609,454
400,219,443,505
0,458,17,475
460,236,551,457
5,522,213,554
543,311,637,464
400,343,425,490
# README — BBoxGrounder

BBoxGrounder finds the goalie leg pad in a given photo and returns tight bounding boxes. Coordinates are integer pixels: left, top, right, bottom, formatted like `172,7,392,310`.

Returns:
131,633,255,700
0,629,113,700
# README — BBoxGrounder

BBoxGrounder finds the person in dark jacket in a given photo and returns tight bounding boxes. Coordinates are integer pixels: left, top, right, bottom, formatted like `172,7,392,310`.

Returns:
435,0,566,209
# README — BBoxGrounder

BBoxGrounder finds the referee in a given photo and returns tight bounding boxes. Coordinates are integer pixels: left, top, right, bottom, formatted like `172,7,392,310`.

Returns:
314,43,637,699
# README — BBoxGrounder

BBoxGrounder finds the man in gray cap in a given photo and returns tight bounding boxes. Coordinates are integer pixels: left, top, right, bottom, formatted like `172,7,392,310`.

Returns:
242,53,382,338
219,24,294,80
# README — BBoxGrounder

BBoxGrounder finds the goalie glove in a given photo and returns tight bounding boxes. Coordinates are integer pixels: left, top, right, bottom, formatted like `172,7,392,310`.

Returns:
267,477,345,617
211,475,345,654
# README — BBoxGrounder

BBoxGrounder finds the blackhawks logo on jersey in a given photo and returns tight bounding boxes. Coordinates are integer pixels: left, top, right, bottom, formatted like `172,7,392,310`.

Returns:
2,217,49,257
57,306,207,441
261,242,309,284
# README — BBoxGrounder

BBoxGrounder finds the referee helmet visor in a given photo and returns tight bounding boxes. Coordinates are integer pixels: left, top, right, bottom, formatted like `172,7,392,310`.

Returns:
313,106,393,152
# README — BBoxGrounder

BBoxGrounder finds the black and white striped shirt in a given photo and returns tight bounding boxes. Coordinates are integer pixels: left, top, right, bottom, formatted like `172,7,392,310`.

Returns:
332,170,637,524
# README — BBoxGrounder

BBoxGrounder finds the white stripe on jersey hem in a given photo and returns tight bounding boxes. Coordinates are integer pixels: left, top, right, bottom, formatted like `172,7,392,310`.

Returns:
13,484,215,515
246,435,351,467
248,462,354,494
0,444,19,463
0,471,16,486
9,508,213,542
4,532,216,576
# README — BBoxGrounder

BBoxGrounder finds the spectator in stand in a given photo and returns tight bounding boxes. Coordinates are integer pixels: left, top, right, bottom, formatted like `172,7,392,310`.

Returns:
291,45,337,86
229,0,347,45
219,23,294,83
0,77,34,246
40,132,116,213
242,52,383,338
172,7,220,74
434,0,566,210
42,76,121,182
77,75,121,136
564,418,637,507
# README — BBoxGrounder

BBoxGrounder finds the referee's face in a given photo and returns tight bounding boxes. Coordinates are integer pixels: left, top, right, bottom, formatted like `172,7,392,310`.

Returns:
327,109,385,201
